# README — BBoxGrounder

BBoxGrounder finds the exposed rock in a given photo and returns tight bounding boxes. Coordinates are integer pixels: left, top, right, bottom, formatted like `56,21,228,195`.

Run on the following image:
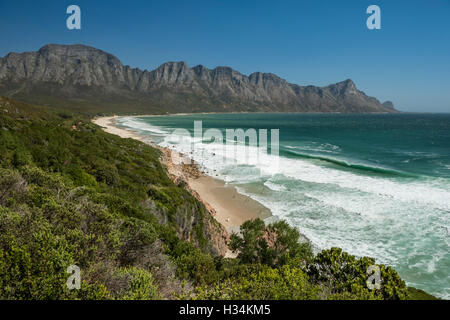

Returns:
382,101,395,110
154,143,229,256
0,44,396,113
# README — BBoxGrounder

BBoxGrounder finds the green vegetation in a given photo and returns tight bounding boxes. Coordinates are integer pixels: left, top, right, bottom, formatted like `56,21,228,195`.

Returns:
188,220,413,300
0,97,219,299
230,219,313,267
307,247,407,300
407,287,440,300
0,97,436,300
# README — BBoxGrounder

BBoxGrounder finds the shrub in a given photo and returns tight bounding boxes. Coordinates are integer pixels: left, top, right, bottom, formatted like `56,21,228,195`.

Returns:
0,169,27,205
175,247,219,286
193,265,318,300
0,210,75,299
230,219,313,267
113,267,160,300
307,247,408,300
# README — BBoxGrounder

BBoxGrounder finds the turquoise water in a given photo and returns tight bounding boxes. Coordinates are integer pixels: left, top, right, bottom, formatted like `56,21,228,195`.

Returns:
117,113,450,299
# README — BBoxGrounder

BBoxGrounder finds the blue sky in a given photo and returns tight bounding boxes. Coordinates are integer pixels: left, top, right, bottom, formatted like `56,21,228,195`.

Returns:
0,0,449,112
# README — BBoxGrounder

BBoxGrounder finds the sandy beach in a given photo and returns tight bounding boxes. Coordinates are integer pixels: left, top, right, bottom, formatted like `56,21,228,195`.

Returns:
92,116,271,235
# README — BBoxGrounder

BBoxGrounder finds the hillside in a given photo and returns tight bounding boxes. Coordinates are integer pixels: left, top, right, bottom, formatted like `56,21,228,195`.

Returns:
0,44,396,114
0,96,228,298
0,97,436,300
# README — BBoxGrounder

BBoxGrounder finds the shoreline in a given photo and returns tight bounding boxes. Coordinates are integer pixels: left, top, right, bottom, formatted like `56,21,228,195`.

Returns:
92,116,272,236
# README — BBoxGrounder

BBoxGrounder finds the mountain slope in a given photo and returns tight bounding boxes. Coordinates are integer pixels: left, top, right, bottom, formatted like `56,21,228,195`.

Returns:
0,44,396,114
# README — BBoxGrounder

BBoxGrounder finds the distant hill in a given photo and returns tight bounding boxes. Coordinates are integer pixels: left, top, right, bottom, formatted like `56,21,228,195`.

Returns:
0,44,396,114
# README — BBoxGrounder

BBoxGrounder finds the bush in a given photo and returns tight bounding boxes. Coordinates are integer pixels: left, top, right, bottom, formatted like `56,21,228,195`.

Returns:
0,169,27,206
307,247,408,300
175,247,220,286
230,219,313,267
114,267,160,300
0,210,75,299
194,265,318,300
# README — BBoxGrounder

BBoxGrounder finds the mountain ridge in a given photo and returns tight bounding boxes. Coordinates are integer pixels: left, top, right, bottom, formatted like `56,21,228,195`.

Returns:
0,44,396,114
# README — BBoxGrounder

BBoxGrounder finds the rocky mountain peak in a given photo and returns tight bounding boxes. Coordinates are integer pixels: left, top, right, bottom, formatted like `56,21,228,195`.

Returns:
38,44,122,65
326,79,359,97
0,44,397,114
382,101,395,110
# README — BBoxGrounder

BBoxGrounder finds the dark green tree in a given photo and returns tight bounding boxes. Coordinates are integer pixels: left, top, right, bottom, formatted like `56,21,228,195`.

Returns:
307,247,408,300
230,219,313,267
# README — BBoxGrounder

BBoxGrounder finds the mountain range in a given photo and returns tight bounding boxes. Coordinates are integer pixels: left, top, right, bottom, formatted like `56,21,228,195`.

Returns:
0,44,396,114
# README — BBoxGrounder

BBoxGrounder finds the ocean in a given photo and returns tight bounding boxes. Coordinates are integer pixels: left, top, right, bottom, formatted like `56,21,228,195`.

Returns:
116,113,450,299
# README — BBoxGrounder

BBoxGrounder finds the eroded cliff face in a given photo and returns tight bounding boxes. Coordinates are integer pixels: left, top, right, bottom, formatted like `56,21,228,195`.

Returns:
176,204,229,258
146,196,228,257
0,44,396,113
142,146,229,257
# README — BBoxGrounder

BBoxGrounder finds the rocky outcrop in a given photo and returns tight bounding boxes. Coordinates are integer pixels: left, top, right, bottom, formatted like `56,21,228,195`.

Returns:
0,44,396,113
382,101,395,110
152,145,229,256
